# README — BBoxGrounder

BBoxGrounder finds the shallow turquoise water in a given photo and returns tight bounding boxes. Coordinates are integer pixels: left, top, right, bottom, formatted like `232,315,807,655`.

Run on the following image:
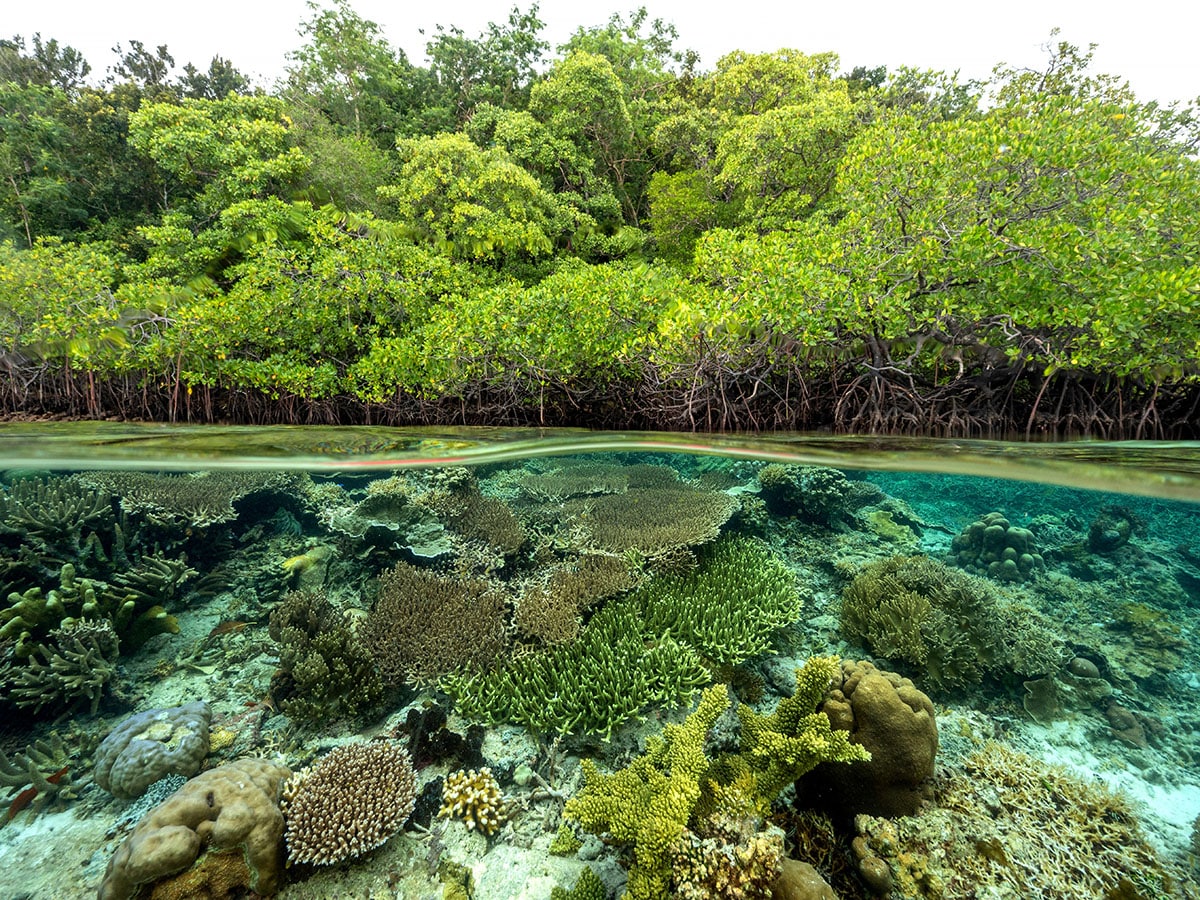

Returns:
1,424,1198,899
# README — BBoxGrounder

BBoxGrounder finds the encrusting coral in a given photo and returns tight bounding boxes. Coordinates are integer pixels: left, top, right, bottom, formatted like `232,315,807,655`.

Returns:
267,589,384,726
94,701,212,799
98,757,292,900
438,766,505,835
360,560,507,685
282,740,416,866
840,555,1067,691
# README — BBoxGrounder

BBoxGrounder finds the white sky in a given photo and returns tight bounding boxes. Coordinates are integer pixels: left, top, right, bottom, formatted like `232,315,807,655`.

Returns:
7,0,1197,107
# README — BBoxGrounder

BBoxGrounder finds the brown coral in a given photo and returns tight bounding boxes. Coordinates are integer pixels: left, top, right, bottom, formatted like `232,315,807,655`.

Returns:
565,484,736,557
97,757,292,900
514,554,635,646
82,471,297,529
282,741,416,866
359,561,507,685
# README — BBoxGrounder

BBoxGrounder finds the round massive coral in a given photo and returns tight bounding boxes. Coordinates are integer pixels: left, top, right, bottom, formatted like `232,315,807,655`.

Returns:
282,740,416,866
94,701,212,799
97,757,292,900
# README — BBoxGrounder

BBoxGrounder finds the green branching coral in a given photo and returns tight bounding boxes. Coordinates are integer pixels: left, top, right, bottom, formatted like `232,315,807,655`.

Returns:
4,618,119,714
444,594,709,738
840,555,1067,691
551,866,607,900
0,474,114,562
564,684,730,900
268,590,384,727
638,537,801,666
735,656,871,799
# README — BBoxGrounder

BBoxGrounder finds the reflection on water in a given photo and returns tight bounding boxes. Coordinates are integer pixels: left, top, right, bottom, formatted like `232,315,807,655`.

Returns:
0,426,1198,899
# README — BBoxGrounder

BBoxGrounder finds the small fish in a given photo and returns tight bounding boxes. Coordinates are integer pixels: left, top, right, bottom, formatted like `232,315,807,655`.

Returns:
206,620,248,641
4,766,68,823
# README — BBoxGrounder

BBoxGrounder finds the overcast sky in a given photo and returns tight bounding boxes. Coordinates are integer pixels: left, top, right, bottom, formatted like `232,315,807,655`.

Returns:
7,0,1197,107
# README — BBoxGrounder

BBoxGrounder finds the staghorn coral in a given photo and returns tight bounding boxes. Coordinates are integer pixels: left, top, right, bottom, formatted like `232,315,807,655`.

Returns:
840,555,1067,691
431,480,526,557
443,592,709,738
5,618,119,714
564,684,730,900
734,656,871,801
98,757,291,900
81,470,298,530
282,740,416,866
439,766,505,835
948,511,1044,582
268,589,383,727
0,732,77,823
0,474,114,562
360,561,507,685
637,536,801,666
515,554,636,646
94,701,212,800
564,483,736,558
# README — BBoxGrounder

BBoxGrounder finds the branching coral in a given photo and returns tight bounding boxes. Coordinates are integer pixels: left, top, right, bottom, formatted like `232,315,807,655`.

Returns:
840,555,1067,691
0,733,77,823
444,593,709,738
0,474,114,560
515,553,636,646
282,741,416,866
564,684,730,900
638,536,801,666
360,561,507,685
268,589,384,726
439,766,505,835
5,618,119,714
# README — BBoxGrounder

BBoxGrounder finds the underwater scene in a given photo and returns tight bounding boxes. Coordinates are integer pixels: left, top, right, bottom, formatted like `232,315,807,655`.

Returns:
1,425,1199,900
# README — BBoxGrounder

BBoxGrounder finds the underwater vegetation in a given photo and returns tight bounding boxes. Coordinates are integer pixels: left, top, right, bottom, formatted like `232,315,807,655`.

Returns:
0,457,1197,900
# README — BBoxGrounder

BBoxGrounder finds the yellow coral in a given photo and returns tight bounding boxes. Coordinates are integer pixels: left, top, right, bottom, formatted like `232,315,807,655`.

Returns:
439,767,505,835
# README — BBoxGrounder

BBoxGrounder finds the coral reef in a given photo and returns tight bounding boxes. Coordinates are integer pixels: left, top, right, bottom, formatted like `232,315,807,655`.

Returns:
668,823,784,900
94,701,212,799
82,471,298,530
550,866,608,900
282,740,416,866
757,465,880,529
733,656,871,801
443,592,709,738
637,536,801,666
855,742,1189,899
439,766,505,835
839,555,1067,691
0,732,76,823
360,561,507,685
319,474,453,558
5,618,119,714
564,684,731,900
799,659,937,819
948,511,1044,581
563,483,736,558
433,479,526,557
514,554,635,647
0,474,114,566
97,757,291,900
267,589,383,726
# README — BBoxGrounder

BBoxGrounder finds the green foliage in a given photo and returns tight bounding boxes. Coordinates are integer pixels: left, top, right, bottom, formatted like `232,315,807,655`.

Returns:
379,132,560,261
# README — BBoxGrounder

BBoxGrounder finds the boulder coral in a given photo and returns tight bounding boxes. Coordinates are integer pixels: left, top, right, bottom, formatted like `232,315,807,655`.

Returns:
97,757,292,900
94,701,212,800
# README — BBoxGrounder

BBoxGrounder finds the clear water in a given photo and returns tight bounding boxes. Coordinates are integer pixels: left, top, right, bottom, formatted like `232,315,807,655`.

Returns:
1,423,1198,900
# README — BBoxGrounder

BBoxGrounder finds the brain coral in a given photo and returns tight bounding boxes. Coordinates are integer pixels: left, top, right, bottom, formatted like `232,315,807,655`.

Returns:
94,700,212,799
282,740,416,866
97,757,292,900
